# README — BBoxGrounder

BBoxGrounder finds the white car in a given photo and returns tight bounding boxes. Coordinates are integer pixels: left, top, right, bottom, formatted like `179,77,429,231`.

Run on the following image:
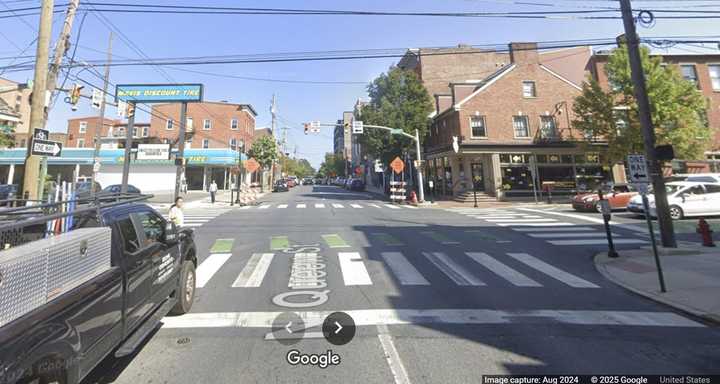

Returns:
646,181,720,220
681,173,720,184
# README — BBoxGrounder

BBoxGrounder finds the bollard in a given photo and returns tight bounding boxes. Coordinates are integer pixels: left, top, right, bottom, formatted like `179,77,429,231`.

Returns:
696,218,715,247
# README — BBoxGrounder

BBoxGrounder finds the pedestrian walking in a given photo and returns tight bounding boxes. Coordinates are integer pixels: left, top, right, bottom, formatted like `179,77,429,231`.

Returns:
168,197,184,227
209,180,218,204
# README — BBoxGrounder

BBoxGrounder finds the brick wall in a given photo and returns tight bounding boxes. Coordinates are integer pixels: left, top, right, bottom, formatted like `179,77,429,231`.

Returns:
66,116,120,148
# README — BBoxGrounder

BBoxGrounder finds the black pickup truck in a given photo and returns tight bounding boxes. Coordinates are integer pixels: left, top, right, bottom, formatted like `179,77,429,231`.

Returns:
0,201,197,384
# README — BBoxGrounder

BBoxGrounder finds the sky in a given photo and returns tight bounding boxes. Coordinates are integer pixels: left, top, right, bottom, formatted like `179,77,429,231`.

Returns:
1,0,719,169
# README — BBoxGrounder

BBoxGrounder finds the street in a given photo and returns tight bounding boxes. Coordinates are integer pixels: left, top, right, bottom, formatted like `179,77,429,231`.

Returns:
84,186,720,384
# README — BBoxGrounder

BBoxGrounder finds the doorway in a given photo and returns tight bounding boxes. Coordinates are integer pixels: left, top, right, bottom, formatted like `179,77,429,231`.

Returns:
471,163,485,192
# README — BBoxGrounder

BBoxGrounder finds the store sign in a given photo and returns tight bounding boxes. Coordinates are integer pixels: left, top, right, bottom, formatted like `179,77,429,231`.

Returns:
137,144,171,160
115,84,203,103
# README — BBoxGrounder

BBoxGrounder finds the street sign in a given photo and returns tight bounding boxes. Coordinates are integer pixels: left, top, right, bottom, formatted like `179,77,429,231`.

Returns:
91,88,103,109
310,121,321,129
245,157,260,173
352,121,363,134
627,154,649,183
117,99,127,118
137,144,170,160
374,160,383,173
33,128,49,141
31,139,62,157
390,157,405,174
93,161,101,173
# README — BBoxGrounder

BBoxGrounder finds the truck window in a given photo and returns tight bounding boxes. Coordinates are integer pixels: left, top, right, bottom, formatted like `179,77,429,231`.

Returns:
137,211,165,246
118,217,140,252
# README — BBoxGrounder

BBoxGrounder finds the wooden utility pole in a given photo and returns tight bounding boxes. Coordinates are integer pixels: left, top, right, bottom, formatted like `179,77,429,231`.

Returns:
91,31,112,197
23,0,80,201
619,0,676,247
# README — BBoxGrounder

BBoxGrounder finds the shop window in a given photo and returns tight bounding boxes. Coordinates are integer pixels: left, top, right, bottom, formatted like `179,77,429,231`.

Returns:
548,154,561,164
536,154,547,163
681,64,699,88
522,81,536,98
470,116,487,138
501,166,533,191
500,154,511,164
574,154,585,164
561,155,573,164
513,116,530,138
511,154,527,164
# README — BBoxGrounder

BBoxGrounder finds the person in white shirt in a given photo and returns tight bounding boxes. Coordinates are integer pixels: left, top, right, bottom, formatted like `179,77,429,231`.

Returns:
209,180,218,204
168,197,184,227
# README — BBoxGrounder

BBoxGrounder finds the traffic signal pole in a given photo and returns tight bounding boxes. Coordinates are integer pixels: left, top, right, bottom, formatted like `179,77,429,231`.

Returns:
619,0,676,247
91,32,112,198
173,102,188,201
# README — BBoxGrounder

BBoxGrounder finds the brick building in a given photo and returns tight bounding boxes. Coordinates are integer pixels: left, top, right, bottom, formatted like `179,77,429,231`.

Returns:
0,77,32,148
422,43,608,200
66,116,151,148
150,101,256,152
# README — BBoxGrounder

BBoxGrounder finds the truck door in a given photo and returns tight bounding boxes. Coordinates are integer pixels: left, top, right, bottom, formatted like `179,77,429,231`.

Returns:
117,215,155,332
135,210,181,308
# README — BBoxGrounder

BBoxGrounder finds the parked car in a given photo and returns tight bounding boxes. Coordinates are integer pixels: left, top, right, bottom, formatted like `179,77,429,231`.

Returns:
0,184,18,202
646,181,720,220
101,184,141,194
286,178,296,188
74,181,102,199
348,179,365,191
0,199,197,384
683,173,720,184
572,184,638,212
302,177,314,186
273,180,289,192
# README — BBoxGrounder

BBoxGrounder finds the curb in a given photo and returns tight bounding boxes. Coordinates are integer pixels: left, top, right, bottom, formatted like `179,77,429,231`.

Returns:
593,252,719,325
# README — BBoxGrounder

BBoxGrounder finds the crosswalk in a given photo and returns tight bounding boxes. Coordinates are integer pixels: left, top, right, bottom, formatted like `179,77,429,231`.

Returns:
447,208,647,247
162,208,231,228
195,248,601,291
235,202,417,210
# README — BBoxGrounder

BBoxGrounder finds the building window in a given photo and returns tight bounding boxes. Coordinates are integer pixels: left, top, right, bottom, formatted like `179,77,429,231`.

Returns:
231,119,238,130
166,119,174,130
132,127,138,137
187,117,193,131
681,64,699,88
142,126,149,137
522,81,536,98
202,139,209,148
77,138,85,148
513,116,530,138
470,116,487,138
203,119,212,130
78,121,87,133
539,116,557,138
230,138,237,151
709,65,720,91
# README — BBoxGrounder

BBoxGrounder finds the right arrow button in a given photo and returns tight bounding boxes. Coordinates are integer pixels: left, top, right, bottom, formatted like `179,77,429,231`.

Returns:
322,312,355,346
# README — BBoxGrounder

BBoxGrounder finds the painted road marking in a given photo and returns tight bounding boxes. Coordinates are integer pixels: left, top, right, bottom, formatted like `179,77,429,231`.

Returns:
384,204,401,210
338,252,372,285
210,239,234,253
297,203,306,208
403,205,418,209
421,231,460,245
238,206,251,210
497,222,574,227
381,252,430,285
277,204,288,209
371,233,404,246
528,232,615,238
548,239,646,245
196,253,232,288
423,252,485,286
161,309,705,328
332,203,345,208
270,236,290,250
232,253,275,287
258,204,271,209
506,253,600,288
377,324,411,384
183,223,204,227
368,204,381,208
315,203,326,208
486,218,557,223
465,252,541,287
322,234,350,248
351,204,363,208
470,216,517,220
513,227,596,232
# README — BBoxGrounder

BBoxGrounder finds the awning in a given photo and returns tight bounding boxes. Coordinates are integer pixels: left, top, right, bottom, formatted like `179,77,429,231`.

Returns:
0,112,20,123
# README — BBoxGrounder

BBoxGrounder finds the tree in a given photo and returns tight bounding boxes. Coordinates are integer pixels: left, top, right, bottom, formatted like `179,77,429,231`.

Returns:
318,152,346,177
572,45,710,164
357,66,434,165
248,136,278,170
282,156,315,178
0,129,13,148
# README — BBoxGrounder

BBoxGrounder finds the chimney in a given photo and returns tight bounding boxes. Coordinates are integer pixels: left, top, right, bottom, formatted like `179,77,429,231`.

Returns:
509,42,539,65
435,94,452,114
451,83,476,106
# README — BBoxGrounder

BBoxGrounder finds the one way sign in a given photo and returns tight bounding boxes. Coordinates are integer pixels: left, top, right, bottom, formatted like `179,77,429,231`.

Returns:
627,154,649,184
31,139,63,157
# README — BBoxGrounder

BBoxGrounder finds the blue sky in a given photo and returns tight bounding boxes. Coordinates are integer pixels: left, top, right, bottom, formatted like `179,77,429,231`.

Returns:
1,0,719,168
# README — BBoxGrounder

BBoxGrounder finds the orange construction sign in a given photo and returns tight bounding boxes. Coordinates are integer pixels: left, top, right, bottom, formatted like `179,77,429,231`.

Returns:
390,157,405,174
245,157,260,173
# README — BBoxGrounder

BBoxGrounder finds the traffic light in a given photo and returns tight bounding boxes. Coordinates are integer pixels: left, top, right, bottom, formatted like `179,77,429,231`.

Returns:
304,123,310,135
126,103,135,119
68,84,83,111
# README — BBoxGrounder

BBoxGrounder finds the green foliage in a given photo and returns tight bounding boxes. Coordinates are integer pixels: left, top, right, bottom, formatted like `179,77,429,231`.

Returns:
572,45,710,163
317,152,346,177
248,136,278,170
0,126,15,148
282,156,315,178
358,66,433,165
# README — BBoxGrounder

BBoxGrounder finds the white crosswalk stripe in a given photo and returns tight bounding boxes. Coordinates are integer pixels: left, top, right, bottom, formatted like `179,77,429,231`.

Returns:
513,227,596,232
297,203,306,208
384,204,402,210
196,253,232,288
338,252,372,285
163,209,230,228
506,253,600,288
315,203,325,208
277,204,288,209
548,239,647,245
332,203,345,208
497,222,574,227
465,252,541,287
381,252,430,286
528,232,618,238
423,252,485,286
258,204,271,209
232,253,275,287
351,204,363,208
486,218,557,223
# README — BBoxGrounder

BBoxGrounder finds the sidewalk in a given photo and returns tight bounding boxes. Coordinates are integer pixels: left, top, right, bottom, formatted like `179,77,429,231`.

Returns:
148,190,268,209
183,189,269,209
595,245,720,323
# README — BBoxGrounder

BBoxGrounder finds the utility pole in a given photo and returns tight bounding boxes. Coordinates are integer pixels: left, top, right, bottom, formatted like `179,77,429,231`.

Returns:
619,0,676,247
23,0,80,201
270,94,277,136
173,102,188,201
91,31,112,198
120,102,135,192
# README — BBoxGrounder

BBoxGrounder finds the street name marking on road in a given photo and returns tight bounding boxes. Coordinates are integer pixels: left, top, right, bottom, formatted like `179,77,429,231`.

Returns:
371,233,404,246
196,253,232,288
421,231,460,245
465,252,541,287
232,253,275,287
271,236,290,251
423,252,485,286
322,234,350,248
296,203,306,208
548,239,646,246
157,309,705,329
507,253,600,288
381,252,430,286
210,239,234,253
338,252,373,286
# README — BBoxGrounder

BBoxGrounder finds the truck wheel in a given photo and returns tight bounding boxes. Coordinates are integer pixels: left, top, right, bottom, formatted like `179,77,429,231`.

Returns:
170,261,195,315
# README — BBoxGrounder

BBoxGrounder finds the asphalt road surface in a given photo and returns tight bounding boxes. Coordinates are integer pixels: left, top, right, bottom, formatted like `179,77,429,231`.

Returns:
84,185,720,384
